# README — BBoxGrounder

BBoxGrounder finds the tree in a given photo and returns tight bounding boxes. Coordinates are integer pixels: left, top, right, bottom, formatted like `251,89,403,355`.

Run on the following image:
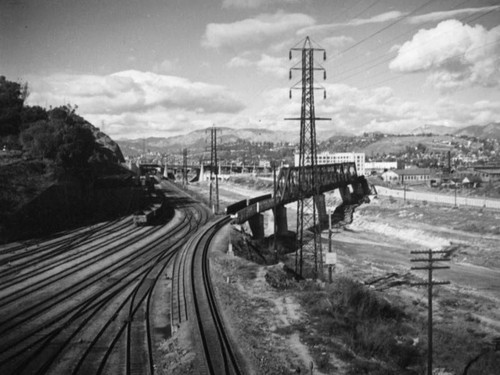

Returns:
0,76,27,136
20,105,48,129
56,121,95,173
19,120,59,159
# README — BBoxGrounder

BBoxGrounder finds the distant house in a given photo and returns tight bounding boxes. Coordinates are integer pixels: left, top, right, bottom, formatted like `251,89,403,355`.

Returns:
381,168,432,185
461,175,482,188
364,161,398,176
381,170,399,183
474,168,500,183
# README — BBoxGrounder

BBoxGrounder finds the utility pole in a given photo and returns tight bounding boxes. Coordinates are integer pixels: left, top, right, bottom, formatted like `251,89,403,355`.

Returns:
182,148,188,187
327,210,336,283
411,250,451,375
403,175,406,203
207,125,220,214
286,36,329,278
272,160,278,261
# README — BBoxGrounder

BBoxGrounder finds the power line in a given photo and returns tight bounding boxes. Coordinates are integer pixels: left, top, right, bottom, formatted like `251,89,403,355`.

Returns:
334,0,475,79
349,0,383,20
337,4,500,87
337,0,435,56
357,40,500,90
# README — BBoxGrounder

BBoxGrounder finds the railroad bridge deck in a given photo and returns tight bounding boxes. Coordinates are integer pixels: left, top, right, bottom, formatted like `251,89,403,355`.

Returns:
232,162,371,225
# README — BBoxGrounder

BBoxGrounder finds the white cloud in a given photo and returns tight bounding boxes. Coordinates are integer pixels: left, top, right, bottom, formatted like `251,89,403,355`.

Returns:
222,0,299,8
26,70,245,138
202,11,315,50
255,83,500,135
227,55,253,68
435,98,500,126
228,53,288,77
257,54,288,77
390,20,500,91
320,35,354,52
28,70,244,114
298,11,404,35
408,5,500,24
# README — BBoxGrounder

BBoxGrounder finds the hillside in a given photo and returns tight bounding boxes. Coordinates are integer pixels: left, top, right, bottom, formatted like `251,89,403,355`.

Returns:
411,124,456,135
117,122,500,158
455,122,500,139
0,83,130,240
116,127,297,155
116,127,350,155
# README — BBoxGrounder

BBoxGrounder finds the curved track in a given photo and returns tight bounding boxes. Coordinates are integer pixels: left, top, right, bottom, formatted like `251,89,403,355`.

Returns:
0,180,211,375
179,216,243,375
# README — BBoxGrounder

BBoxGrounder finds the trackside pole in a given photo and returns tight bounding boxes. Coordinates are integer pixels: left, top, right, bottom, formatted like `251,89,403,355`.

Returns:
410,249,451,375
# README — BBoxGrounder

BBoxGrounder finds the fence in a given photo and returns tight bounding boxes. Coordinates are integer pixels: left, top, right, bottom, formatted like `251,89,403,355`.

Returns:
375,186,500,210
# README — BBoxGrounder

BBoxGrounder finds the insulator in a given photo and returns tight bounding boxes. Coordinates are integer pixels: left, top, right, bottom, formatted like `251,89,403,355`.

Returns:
324,51,326,61
324,90,326,99
289,90,292,99
289,51,292,60
289,70,292,80
324,71,326,80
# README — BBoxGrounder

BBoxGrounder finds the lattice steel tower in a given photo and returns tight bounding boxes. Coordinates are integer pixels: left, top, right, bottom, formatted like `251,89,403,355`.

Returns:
287,36,329,278
207,125,219,213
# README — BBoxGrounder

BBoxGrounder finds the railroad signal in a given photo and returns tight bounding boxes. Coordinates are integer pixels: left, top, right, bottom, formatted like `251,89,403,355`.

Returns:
410,249,451,375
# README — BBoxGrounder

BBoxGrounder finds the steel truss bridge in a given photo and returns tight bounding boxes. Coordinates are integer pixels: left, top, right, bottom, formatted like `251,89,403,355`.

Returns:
233,162,371,224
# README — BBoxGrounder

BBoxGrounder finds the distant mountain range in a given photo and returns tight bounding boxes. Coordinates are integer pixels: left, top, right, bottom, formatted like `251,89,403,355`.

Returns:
411,124,456,135
117,127,294,155
454,122,500,139
412,122,500,138
116,123,500,156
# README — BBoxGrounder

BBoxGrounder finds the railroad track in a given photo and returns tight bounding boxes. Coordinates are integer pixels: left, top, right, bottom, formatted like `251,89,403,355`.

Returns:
179,216,244,375
0,181,212,375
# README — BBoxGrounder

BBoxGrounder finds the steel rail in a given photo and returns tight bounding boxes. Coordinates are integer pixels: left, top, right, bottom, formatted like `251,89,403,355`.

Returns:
190,216,244,375
0,182,209,375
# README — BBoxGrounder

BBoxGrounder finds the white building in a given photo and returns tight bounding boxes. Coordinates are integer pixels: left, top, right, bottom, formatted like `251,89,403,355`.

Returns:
365,161,398,176
294,152,365,176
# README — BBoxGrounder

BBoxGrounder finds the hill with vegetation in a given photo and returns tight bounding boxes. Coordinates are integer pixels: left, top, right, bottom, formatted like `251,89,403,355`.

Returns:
0,76,130,238
455,122,500,139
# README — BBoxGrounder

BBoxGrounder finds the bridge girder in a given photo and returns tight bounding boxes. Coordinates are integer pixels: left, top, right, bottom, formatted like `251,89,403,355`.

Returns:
276,162,359,205
233,162,370,224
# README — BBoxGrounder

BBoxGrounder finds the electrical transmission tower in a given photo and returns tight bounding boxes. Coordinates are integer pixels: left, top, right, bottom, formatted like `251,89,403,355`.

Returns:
207,125,220,213
287,36,329,278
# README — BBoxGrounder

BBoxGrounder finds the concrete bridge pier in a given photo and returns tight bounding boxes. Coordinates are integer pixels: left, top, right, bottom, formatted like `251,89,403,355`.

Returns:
263,205,288,238
339,185,352,204
314,194,329,231
274,205,288,235
248,214,265,240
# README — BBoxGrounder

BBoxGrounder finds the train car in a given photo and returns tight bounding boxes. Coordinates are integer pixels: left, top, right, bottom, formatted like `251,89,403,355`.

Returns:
133,192,165,226
225,199,247,215
248,193,272,205
133,210,150,226
224,193,273,215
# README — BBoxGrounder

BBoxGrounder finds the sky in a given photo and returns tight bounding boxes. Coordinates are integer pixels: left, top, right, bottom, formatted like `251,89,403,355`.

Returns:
1,0,500,140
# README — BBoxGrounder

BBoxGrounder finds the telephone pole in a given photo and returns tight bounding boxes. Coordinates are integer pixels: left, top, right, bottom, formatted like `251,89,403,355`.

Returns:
286,36,329,278
411,249,451,375
182,148,188,187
